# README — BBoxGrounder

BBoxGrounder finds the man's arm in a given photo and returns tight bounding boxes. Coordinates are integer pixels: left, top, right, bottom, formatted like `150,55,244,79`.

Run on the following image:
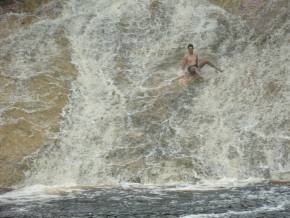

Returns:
181,54,187,70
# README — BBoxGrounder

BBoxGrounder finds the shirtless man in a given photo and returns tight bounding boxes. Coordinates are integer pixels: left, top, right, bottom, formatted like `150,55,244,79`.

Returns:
178,44,222,85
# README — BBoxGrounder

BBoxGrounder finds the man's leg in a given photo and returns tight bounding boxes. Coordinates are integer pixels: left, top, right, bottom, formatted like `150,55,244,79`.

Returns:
198,60,223,72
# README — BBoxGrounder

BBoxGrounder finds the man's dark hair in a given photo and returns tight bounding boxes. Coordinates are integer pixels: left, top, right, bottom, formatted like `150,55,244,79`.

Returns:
187,44,194,49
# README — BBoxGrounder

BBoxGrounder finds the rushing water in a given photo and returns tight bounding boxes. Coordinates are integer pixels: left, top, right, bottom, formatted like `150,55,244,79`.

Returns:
1,181,290,217
22,0,290,187
1,0,290,217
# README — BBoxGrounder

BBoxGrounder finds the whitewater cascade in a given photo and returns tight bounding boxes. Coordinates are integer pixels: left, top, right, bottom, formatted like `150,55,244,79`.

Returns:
17,0,290,186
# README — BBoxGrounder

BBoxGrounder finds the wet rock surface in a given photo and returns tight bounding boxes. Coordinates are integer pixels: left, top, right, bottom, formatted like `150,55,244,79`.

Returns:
209,0,290,44
0,0,77,187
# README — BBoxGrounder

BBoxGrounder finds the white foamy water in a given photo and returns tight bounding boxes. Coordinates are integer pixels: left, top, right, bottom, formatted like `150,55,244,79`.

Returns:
0,185,61,204
20,0,290,187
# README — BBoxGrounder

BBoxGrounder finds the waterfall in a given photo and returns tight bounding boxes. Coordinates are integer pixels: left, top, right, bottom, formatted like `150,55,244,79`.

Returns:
21,0,290,186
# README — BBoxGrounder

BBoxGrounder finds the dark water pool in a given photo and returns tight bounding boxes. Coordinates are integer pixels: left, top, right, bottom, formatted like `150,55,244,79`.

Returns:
1,182,290,218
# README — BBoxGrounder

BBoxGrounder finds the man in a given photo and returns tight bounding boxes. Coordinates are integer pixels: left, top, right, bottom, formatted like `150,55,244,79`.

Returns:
178,44,222,85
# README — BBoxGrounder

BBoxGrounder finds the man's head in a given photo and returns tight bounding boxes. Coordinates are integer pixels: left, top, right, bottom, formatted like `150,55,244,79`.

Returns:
187,43,194,54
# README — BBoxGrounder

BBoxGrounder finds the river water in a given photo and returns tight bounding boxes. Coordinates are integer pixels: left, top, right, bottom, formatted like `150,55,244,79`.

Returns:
1,181,290,217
